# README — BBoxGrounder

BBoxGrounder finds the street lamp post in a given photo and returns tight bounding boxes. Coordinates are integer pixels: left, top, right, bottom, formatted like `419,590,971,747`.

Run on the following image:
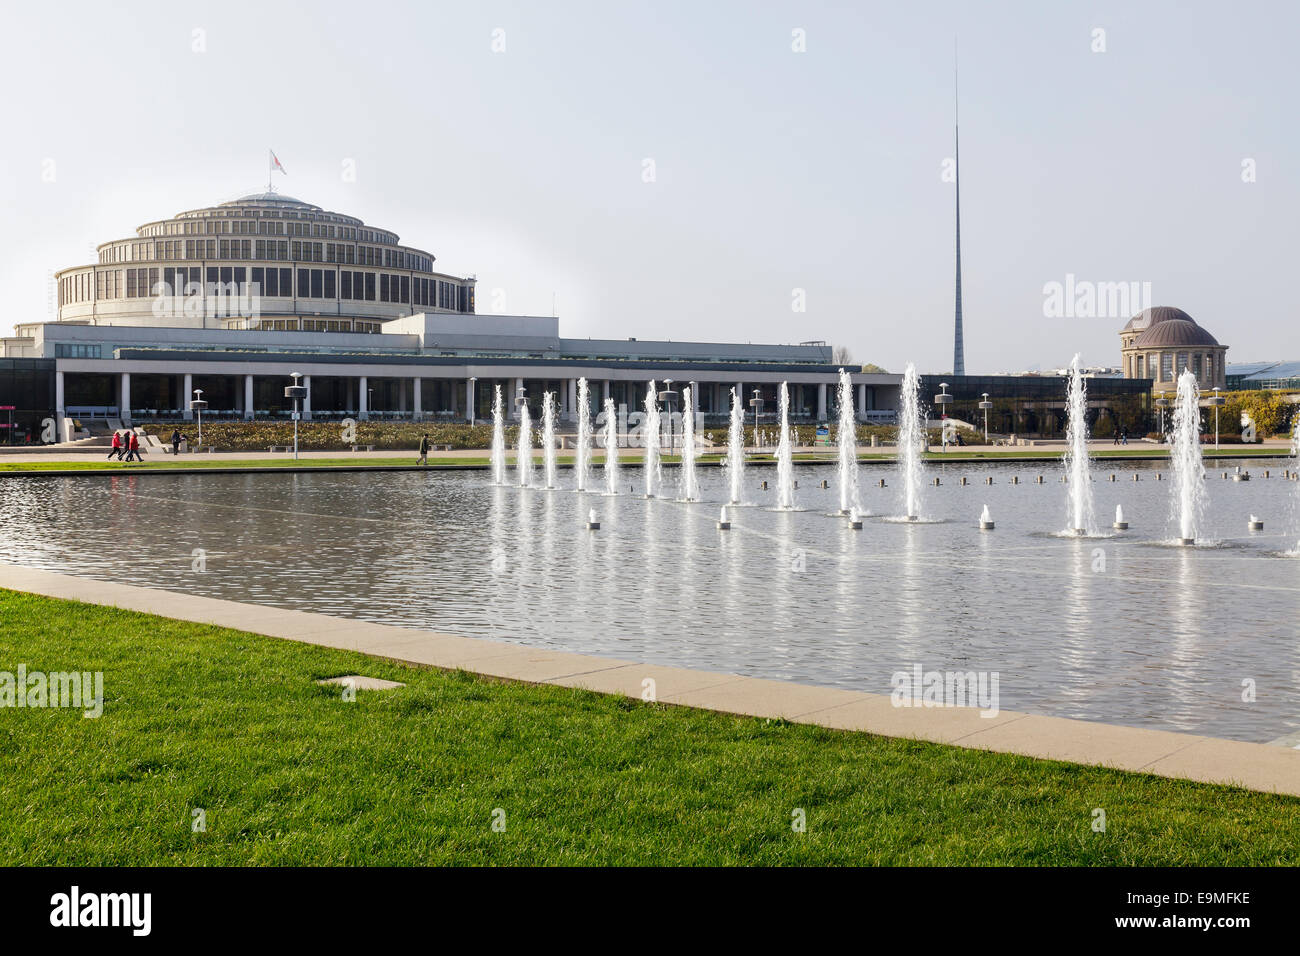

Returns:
1155,392,1169,441
658,379,678,454
935,382,953,451
748,388,764,449
284,372,308,461
1208,386,1226,451
978,392,993,444
189,388,208,449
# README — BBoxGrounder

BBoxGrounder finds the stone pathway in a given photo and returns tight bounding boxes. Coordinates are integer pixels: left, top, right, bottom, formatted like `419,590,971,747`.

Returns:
2,560,1298,797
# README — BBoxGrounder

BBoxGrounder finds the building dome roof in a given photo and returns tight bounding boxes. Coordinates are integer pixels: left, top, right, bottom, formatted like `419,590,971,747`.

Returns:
1122,306,1195,333
1133,317,1220,349
226,192,318,208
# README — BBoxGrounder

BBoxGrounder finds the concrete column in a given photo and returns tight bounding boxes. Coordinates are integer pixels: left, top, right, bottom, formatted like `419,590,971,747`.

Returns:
359,376,369,421
55,371,66,442
565,378,577,422
817,382,828,421
463,378,474,424
119,372,131,425
302,375,312,421
243,374,254,421
183,373,193,420
412,378,422,421
602,380,611,408
512,377,524,420
857,383,867,420
398,378,408,415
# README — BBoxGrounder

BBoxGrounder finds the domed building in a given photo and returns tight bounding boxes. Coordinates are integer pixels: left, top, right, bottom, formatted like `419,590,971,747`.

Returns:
51,191,475,332
2,188,901,442
1120,306,1227,390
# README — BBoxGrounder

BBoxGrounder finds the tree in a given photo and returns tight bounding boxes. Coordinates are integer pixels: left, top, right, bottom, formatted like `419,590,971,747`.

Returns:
831,345,854,366
861,363,888,374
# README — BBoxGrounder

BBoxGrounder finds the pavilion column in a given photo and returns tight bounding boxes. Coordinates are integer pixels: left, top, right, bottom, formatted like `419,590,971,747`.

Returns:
565,378,577,422
857,383,867,420
601,380,611,409
302,375,312,420
817,382,828,420
412,378,422,421
55,371,66,442
119,372,131,425
243,374,254,421
464,377,474,423
183,373,193,420
512,377,524,420
359,376,369,421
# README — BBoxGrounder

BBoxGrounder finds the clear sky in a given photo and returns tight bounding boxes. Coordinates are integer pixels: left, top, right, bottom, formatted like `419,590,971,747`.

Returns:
1,0,1294,373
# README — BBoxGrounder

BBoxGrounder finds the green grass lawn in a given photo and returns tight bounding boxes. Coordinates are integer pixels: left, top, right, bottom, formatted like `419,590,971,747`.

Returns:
1,589,1298,865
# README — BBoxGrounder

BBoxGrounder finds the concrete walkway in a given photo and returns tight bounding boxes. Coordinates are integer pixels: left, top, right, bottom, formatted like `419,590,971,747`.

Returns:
3,560,1299,797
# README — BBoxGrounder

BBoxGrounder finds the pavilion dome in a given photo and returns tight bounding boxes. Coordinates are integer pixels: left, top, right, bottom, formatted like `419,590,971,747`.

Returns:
1121,306,1195,334
226,192,318,208
1133,316,1220,349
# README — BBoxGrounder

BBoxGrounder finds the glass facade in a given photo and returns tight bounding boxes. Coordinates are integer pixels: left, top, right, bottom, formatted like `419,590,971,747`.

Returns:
918,374,1154,439
0,359,55,444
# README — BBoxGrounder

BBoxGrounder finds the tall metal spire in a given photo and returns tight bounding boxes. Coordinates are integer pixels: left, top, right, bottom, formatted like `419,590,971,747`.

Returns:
952,38,965,376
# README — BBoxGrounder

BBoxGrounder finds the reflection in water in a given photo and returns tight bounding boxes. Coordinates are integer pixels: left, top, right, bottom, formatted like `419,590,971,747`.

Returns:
0,462,1298,743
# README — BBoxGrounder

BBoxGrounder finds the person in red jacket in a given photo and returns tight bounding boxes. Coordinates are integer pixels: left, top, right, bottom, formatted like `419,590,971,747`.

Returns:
107,431,122,460
125,431,142,463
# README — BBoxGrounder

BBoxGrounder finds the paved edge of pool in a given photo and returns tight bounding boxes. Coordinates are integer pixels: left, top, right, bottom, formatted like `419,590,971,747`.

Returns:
0,450,1296,478
3,559,1299,798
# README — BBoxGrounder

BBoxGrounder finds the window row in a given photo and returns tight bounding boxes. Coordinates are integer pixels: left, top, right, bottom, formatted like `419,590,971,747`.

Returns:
68,267,472,312
142,217,392,244
1131,351,1222,382
100,239,430,272
221,318,383,334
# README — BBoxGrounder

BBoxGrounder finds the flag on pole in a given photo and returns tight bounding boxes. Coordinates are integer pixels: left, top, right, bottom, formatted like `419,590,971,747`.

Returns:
270,150,287,175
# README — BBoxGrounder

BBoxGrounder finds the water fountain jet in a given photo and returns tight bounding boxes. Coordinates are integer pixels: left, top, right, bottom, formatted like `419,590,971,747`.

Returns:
1169,369,1208,545
541,392,558,489
643,381,662,498
1063,354,1096,535
490,385,506,485
836,368,862,516
775,382,795,509
602,397,619,495
575,377,591,492
680,385,699,501
517,402,534,488
725,386,746,505
896,363,925,520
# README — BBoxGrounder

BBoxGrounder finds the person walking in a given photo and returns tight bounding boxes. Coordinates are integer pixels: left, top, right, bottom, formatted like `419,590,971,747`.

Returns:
107,431,122,460
417,433,430,466
170,428,182,456
125,430,143,463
